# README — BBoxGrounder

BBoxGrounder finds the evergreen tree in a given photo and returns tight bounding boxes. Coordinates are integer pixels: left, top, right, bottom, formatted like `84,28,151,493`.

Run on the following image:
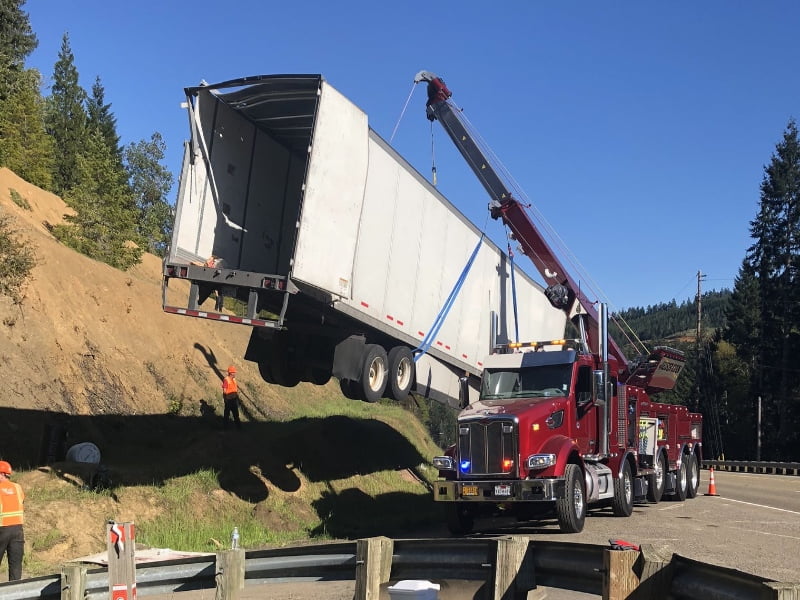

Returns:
0,67,54,189
744,119,800,459
124,132,173,256
86,75,121,161
50,128,143,270
0,0,37,100
45,32,87,194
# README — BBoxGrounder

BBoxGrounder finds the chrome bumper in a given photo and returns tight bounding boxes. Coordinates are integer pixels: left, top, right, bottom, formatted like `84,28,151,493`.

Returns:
433,478,565,502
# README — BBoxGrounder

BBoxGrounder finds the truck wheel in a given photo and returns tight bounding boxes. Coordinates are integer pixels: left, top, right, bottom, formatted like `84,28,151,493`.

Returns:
555,463,586,533
359,344,388,402
386,346,415,400
304,366,331,386
647,452,667,503
612,461,634,517
670,460,688,501
686,454,700,498
445,504,474,535
269,354,301,387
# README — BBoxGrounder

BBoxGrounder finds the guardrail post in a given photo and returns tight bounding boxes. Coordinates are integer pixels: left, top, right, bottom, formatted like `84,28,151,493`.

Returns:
493,535,535,600
106,521,135,600
215,548,245,600
603,548,639,600
61,562,87,600
766,581,800,599
602,544,673,600
355,536,393,600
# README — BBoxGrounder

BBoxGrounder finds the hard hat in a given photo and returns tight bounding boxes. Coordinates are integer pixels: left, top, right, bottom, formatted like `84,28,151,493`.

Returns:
0,461,12,475
227,365,237,374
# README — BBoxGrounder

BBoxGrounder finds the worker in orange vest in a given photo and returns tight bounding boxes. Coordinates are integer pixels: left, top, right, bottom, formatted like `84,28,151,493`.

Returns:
0,461,24,580
222,365,242,430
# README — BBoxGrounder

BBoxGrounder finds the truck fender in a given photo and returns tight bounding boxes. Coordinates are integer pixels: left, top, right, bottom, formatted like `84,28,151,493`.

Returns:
535,435,580,477
617,450,637,478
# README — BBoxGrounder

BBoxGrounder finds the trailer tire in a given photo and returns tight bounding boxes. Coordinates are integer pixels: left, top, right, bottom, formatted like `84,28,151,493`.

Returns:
258,361,276,384
612,460,634,517
305,366,331,386
445,504,474,536
556,463,586,533
339,378,361,400
359,344,388,403
670,460,688,501
647,451,667,503
386,346,415,400
269,354,301,388
685,454,700,498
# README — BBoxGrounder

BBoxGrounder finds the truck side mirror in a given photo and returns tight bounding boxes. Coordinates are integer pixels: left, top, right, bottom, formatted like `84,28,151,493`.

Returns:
458,376,470,409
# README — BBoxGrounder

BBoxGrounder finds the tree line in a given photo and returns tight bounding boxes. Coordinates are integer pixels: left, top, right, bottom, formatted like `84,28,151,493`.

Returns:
0,0,173,271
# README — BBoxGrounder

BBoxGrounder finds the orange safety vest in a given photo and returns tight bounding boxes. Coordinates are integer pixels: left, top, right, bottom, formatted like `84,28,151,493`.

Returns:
222,375,238,395
0,479,24,526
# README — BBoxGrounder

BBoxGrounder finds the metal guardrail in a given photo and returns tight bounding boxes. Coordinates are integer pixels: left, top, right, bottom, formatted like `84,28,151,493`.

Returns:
702,459,800,475
0,538,797,599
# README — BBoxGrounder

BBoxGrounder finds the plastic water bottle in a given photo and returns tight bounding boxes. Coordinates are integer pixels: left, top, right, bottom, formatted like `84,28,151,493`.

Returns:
231,527,240,549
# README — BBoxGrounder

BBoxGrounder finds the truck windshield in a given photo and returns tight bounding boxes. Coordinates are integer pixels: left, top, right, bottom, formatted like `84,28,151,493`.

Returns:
481,365,572,400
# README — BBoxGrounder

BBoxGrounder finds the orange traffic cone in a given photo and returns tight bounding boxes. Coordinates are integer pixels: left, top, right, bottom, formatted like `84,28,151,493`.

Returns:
704,466,720,496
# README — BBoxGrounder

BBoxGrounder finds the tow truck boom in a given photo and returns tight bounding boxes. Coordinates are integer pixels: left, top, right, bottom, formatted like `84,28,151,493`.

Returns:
414,70,631,378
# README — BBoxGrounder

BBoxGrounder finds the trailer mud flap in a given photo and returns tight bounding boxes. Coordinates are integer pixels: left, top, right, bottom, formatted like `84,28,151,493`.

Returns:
332,335,367,381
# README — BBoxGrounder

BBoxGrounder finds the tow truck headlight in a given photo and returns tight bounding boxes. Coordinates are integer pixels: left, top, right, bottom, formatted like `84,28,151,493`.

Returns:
432,456,454,470
527,453,557,469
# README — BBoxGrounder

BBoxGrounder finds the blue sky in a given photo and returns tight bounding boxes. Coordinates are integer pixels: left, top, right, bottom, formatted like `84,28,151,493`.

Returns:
23,1,800,311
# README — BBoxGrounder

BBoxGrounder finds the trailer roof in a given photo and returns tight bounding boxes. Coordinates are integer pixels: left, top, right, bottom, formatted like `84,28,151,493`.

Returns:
186,74,323,153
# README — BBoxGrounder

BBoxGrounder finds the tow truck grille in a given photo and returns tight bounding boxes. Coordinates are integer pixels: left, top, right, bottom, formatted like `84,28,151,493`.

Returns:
457,418,517,476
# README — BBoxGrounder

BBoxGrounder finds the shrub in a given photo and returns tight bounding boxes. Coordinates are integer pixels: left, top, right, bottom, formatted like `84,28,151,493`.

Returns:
0,209,36,304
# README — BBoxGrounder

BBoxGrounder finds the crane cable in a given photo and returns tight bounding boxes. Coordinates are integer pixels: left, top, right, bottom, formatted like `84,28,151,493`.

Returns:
389,81,417,144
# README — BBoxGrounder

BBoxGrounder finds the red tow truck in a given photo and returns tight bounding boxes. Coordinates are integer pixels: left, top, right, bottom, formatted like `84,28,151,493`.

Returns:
415,71,703,534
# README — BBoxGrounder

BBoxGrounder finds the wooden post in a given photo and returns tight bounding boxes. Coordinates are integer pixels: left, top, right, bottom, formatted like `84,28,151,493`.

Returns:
493,536,535,600
603,549,639,600
106,521,136,600
354,536,393,600
215,548,245,600
765,581,800,599
632,544,673,599
60,562,87,600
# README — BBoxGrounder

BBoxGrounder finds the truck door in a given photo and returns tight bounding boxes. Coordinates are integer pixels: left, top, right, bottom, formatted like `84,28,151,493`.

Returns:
573,364,598,454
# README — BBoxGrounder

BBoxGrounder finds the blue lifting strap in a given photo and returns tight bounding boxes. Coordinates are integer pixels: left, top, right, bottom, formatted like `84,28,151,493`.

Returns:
414,234,485,362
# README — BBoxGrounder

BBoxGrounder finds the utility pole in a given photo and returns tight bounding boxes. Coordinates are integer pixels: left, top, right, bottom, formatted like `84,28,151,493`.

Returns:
696,270,706,344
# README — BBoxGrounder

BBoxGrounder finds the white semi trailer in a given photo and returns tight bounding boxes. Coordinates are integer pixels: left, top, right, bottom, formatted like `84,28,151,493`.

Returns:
162,74,566,405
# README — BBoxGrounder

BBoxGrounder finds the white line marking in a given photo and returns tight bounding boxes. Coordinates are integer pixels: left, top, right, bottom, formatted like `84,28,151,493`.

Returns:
719,497,800,515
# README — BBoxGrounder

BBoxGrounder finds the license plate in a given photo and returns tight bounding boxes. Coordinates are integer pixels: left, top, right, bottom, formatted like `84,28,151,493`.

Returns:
462,485,479,496
494,484,511,496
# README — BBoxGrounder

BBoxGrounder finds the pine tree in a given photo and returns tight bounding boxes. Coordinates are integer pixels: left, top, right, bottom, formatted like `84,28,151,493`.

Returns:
86,75,121,162
744,119,800,459
0,0,38,100
50,128,143,269
124,132,174,256
45,32,87,194
0,67,54,189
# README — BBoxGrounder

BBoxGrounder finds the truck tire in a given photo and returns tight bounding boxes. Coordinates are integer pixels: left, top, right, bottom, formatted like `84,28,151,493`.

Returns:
386,346,415,400
258,361,276,384
304,366,331,386
611,460,634,517
647,451,667,503
555,463,586,533
685,454,700,499
359,344,388,402
446,504,474,535
670,460,688,501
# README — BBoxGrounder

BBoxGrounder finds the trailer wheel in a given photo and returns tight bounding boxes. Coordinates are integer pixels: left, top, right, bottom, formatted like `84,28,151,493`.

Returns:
445,504,474,536
685,454,700,498
612,460,634,517
359,344,388,402
556,463,586,533
386,346,415,400
647,451,667,503
305,366,331,386
269,354,301,388
339,378,361,400
670,460,688,501
257,361,276,384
